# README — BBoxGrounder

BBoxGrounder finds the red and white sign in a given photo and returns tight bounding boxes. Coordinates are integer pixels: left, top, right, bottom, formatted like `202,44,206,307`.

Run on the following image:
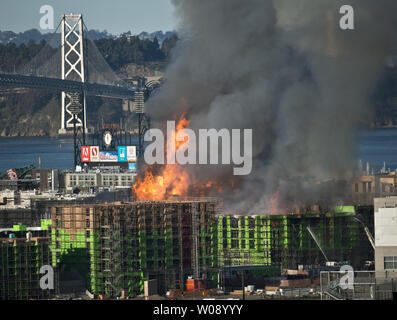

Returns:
7,168,18,180
127,146,137,162
90,146,100,162
81,146,90,162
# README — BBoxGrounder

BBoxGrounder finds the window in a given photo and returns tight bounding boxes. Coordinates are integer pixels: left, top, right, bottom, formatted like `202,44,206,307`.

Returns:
362,182,367,193
222,218,227,229
355,183,359,192
231,239,238,248
368,182,372,192
384,256,397,270
231,218,238,228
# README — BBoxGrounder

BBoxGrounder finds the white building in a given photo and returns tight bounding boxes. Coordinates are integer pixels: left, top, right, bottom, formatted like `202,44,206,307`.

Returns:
374,197,397,276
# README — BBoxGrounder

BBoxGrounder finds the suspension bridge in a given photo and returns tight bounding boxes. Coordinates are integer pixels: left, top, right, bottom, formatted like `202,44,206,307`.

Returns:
0,13,154,134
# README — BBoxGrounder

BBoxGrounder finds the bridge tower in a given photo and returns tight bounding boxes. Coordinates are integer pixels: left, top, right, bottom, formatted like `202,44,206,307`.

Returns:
59,14,87,135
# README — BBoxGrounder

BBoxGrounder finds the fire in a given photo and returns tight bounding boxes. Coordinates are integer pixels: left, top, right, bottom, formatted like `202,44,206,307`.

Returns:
133,164,191,200
134,115,192,200
134,113,230,201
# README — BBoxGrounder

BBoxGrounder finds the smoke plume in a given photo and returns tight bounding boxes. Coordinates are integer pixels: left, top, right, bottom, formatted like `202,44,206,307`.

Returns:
145,0,397,213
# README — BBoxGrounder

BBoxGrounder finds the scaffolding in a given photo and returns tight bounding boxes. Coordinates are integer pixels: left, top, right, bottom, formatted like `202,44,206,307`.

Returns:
0,227,56,300
49,199,218,297
216,206,374,270
136,200,218,293
1,201,375,299
95,204,143,296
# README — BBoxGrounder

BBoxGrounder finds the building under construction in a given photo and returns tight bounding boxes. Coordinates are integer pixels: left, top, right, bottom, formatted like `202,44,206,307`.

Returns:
49,199,218,296
0,198,375,299
0,226,56,300
217,206,374,270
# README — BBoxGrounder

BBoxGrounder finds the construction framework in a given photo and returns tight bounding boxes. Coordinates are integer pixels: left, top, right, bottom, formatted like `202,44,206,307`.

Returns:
0,201,375,299
217,206,374,270
49,199,218,297
0,224,57,300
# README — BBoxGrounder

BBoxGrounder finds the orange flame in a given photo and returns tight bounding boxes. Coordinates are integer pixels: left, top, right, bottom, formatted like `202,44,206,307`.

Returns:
134,115,191,200
134,113,229,201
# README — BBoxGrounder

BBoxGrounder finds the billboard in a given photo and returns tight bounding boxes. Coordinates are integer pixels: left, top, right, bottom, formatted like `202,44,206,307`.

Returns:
118,146,127,162
81,146,90,162
127,146,137,162
90,146,100,162
81,145,136,163
99,151,118,162
128,162,137,171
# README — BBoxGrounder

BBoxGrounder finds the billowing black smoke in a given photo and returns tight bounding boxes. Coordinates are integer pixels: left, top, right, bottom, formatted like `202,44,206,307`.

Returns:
145,0,397,213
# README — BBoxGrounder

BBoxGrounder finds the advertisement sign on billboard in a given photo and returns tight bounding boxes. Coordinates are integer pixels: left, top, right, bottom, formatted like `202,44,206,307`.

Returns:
90,146,100,162
127,146,137,162
118,146,127,162
128,162,137,171
99,151,118,162
81,146,90,162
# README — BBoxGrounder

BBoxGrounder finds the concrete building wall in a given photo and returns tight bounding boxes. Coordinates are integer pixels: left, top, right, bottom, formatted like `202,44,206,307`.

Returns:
375,246,397,273
374,199,397,276
375,208,397,246
374,196,397,213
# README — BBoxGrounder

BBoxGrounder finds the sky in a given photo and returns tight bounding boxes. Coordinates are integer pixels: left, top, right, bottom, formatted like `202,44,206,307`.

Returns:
0,0,177,34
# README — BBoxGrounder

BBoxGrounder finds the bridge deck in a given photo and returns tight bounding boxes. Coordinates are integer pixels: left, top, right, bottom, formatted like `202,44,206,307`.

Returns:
0,73,136,100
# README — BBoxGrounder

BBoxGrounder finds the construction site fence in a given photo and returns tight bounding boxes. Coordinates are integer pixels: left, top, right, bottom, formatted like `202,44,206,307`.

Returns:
320,270,397,300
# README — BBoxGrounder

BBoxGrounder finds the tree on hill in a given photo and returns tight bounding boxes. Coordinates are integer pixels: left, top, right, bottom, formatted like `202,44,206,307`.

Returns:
161,34,179,58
